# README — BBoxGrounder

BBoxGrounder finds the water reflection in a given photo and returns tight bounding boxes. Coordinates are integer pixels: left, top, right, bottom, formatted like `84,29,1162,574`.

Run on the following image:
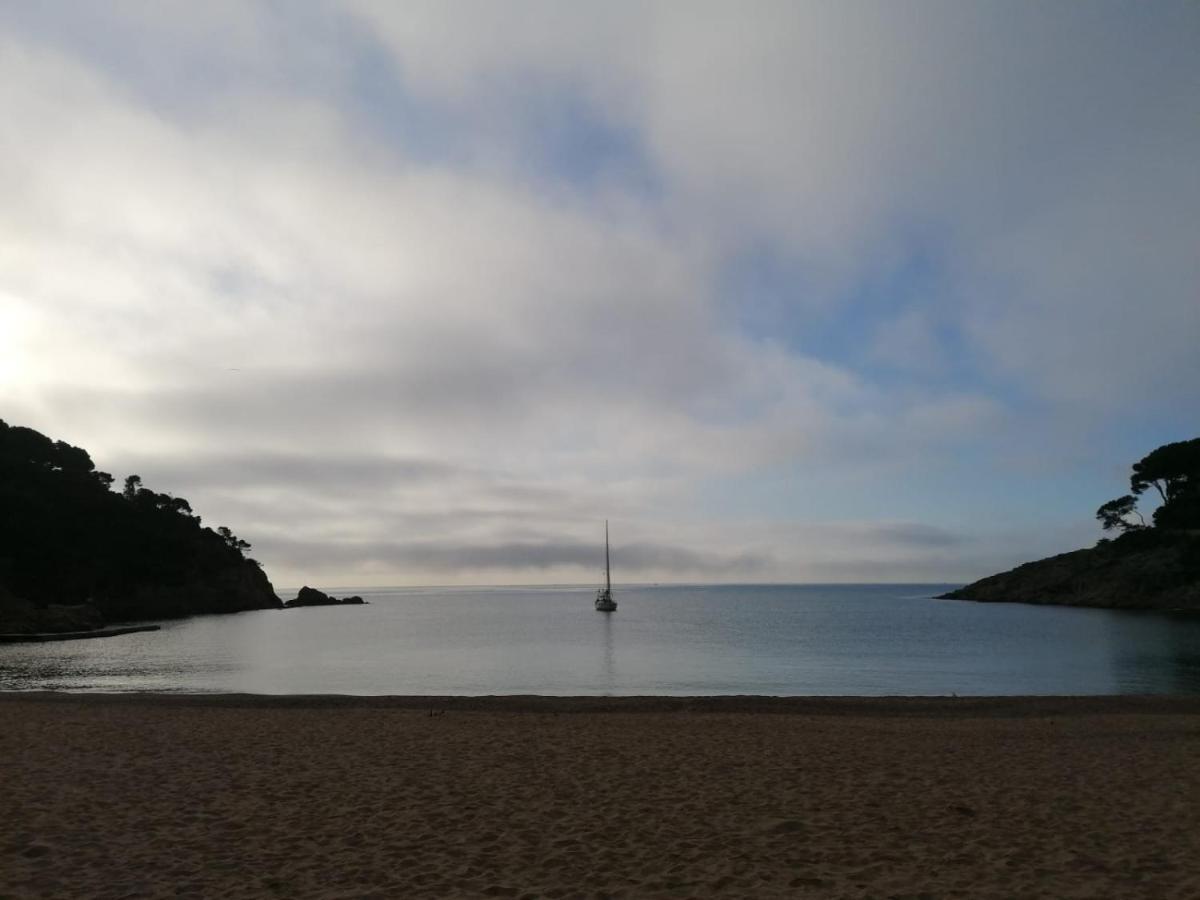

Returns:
601,612,614,688
1106,610,1200,693
0,626,239,692
0,654,235,691
4,586,1200,696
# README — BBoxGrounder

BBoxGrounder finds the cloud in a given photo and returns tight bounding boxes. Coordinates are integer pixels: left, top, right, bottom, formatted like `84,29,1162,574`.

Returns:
256,536,770,579
2,2,1196,585
353,1,1200,413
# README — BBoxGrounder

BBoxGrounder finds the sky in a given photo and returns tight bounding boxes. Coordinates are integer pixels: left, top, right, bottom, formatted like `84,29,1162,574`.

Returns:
2,1,1198,587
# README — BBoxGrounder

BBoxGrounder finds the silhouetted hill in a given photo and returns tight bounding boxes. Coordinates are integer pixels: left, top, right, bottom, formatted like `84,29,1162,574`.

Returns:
940,530,1200,611
943,438,1200,611
0,419,281,632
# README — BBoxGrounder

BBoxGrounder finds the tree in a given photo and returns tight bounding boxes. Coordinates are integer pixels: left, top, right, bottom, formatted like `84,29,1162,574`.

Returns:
123,474,142,501
1130,438,1200,529
216,526,251,554
1131,438,1199,502
1095,438,1200,538
1096,495,1145,532
158,494,194,518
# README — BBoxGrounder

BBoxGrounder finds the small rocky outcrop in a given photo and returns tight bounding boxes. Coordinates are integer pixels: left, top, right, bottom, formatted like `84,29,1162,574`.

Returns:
940,532,1200,611
284,586,367,608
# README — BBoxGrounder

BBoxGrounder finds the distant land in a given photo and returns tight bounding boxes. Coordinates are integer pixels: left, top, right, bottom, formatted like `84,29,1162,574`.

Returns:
4,419,1197,635
0,419,281,636
943,438,1200,611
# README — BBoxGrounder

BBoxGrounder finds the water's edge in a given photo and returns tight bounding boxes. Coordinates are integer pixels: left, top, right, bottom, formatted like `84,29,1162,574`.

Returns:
5,691,1200,717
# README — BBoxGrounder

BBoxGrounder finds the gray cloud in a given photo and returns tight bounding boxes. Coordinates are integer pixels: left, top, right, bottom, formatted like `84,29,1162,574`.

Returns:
255,536,771,577
356,0,1200,414
861,523,969,550
2,2,1194,586
119,452,458,493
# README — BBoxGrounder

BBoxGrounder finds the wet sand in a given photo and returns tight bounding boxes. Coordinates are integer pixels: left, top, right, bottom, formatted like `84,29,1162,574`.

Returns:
2,694,1200,898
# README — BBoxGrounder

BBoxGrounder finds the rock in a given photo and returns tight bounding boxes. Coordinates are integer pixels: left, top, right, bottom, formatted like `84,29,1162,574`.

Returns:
286,586,336,607
284,587,366,608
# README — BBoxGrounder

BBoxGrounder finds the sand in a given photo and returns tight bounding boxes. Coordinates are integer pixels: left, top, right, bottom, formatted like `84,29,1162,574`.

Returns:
2,694,1200,899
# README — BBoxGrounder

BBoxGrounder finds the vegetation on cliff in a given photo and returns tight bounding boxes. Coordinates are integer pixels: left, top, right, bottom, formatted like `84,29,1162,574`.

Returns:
943,438,1200,610
1095,438,1200,534
0,419,281,631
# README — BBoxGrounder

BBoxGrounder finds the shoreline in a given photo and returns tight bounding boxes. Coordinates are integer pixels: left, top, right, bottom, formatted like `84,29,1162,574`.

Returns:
5,690,1200,716
0,624,161,643
5,692,1200,897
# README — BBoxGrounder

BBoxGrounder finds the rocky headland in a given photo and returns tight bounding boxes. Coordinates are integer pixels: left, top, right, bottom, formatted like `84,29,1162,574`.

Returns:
939,531,1200,611
0,419,282,637
942,438,1199,612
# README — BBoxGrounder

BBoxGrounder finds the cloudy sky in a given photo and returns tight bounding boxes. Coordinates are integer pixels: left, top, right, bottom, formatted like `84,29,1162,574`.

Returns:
2,1,1197,587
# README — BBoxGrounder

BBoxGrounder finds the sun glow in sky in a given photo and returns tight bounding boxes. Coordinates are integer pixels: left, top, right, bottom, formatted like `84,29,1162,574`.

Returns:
2,1,1198,586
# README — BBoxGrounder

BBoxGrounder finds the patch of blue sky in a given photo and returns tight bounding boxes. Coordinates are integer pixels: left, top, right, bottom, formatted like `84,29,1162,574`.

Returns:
719,233,1037,416
718,242,814,346
0,4,184,112
688,394,1187,531
0,2,349,119
341,36,467,167
1091,414,1200,490
503,85,663,200
343,34,663,202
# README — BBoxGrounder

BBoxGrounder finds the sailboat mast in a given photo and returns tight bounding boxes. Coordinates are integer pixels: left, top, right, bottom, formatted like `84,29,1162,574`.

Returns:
605,520,611,593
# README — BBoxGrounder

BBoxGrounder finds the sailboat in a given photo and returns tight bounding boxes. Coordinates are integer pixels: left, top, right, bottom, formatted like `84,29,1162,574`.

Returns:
594,521,617,612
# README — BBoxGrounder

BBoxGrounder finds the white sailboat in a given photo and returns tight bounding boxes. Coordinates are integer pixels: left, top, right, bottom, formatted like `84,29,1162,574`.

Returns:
594,521,617,612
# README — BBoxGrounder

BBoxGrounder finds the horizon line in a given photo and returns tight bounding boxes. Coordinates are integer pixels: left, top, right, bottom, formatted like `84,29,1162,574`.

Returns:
273,580,964,592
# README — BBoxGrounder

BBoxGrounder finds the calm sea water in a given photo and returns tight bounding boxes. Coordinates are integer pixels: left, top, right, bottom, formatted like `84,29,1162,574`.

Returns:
3,584,1200,695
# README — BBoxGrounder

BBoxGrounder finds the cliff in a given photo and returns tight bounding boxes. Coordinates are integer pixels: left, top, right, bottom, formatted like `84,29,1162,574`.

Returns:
940,531,1200,611
101,558,283,621
0,419,282,628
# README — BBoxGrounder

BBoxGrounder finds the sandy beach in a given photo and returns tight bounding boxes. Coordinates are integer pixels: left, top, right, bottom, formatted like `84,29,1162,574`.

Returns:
3,694,1200,899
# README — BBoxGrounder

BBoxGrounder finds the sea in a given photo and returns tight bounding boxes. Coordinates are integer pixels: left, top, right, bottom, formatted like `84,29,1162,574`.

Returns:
3,584,1200,695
